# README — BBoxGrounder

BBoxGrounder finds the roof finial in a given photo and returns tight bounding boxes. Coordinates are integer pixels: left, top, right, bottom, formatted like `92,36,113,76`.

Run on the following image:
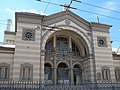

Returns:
63,4,70,11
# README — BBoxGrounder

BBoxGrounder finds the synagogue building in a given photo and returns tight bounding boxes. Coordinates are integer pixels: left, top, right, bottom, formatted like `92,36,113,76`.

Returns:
0,10,120,84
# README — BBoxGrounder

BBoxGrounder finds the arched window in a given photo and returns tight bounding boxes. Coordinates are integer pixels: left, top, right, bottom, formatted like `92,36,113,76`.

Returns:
45,38,53,60
45,36,81,60
20,63,33,81
101,66,111,81
72,40,80,56
56,36,69,52
0,63,10,81
115,67,120,82
45,38,53,51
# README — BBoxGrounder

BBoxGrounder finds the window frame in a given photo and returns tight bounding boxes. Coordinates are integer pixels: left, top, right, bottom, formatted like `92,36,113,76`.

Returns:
71,39,81,56
56,36,69,52
20,63,33,81
0,63,10,81
115,67,120,82
101,66,111,81
22,29,35,41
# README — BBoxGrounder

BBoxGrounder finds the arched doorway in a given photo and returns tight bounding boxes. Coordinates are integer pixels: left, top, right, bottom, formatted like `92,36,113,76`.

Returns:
44,63,52,83
73,64,82,84
57,62,69,84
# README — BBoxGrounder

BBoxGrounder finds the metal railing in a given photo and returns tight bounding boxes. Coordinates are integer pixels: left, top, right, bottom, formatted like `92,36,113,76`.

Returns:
0,81,120,90
45,51,81,61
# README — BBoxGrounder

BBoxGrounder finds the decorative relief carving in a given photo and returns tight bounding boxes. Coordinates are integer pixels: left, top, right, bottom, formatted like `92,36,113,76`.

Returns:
97,36,107,47
22,29,35,41
65,19,70,25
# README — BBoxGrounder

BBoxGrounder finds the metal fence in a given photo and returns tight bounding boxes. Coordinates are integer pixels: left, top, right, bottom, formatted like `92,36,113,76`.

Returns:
0,81,120,90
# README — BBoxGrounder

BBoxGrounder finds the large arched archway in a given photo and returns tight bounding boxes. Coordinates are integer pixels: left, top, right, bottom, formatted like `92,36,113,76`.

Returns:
43,27,92,84
42,26,91,54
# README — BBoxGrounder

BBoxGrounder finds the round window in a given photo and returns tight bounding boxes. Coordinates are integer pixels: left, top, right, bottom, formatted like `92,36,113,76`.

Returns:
25,32,33,39
99,39,104,45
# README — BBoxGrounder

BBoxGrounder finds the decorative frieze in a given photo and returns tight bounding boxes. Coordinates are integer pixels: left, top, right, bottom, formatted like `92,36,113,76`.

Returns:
18,17,41,24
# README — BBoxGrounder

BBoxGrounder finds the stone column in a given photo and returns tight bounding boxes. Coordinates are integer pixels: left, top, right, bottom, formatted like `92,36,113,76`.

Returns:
69,37,74,84
69,49,74,84
53,48,57,84
53,35,57,84
41,50,45,83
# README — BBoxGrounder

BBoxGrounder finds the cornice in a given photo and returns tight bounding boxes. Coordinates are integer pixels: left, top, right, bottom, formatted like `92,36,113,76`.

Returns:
4,31,16,35
91,22,112,29
90,22,112,33
0,47,15,54
15,12,45,32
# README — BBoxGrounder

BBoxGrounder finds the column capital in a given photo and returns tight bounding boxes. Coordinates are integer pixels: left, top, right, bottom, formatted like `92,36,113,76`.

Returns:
41,49,46,56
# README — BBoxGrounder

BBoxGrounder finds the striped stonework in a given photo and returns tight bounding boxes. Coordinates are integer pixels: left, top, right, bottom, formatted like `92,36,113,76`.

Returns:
92,23,115,83
0,10,119,84
13,16,41,81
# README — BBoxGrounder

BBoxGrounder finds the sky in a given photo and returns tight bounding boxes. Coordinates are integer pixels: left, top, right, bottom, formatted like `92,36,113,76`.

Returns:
0,0,120,52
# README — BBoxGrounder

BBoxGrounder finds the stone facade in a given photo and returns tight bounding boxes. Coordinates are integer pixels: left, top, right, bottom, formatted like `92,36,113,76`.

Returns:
0,10,120,84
